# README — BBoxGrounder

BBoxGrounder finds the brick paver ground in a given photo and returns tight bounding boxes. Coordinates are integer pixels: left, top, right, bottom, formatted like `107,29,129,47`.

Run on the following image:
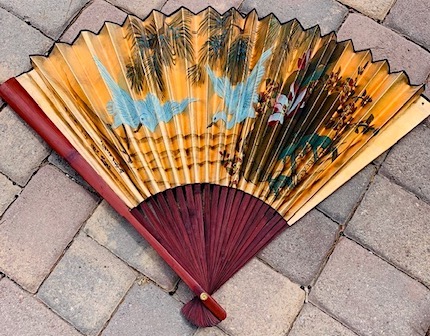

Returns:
107,0,165,18
259,209,339,286
0,0,429,335
0,278,82,336
0,0,90,39
0,173,20,215
84,201,178,291
161,0,243,14
240,0,348,34
0,7,52,82
60,0,127,44
288,303,358,336
102,282,196,336
38,234,135,335
0,165,98,293
384,0,430,51
0,106,50,186
337,13,430,97
215,259,305,336
380,124,430,203
337,0,395,20
311,238,430,336
346,174,430,286
317,165,376,224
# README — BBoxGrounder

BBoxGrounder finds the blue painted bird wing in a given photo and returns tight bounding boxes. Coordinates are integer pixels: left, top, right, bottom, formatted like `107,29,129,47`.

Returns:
162,98,197,121
94,57,140,129
237,48,272,116
108,91,141,129
137,93,161,132
206,65,235,113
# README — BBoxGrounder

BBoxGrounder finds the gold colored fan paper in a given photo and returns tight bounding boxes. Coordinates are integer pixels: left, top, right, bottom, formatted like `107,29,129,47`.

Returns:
17,8,426,222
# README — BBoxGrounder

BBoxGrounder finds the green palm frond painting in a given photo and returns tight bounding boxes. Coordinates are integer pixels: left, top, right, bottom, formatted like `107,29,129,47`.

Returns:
126,10,195,94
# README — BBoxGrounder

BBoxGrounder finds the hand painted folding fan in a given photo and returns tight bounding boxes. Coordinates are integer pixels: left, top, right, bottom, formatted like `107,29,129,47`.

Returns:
1,7,429,327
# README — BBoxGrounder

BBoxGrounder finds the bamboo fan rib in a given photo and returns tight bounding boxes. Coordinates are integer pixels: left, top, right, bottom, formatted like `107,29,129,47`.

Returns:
2,7,429,327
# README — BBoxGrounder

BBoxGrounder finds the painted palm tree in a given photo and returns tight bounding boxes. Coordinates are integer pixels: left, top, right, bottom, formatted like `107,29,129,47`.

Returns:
207,49,272,129
188,9,252,86
95,57,196,132
126,11,194,94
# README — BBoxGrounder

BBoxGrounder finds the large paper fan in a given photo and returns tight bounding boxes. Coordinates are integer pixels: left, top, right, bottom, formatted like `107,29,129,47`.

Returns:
1,7,429,327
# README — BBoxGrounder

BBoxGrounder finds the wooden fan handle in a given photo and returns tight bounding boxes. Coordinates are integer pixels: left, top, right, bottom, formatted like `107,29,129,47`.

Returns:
0,77,227,323
199,292,227,320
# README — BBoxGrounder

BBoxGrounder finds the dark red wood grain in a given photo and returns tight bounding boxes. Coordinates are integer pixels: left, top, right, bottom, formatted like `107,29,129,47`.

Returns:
137,184,289,325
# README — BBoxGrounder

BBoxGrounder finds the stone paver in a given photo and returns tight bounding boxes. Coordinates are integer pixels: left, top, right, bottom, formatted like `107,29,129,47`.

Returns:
337,0,395,20
162,0,243,14
289,303,357,336
384,0,430,51
0,172,20,215
38,234,136,336
0,165,98,293
380,124,430,204
102,282,196,336
173,280,194,304
84,201,178,291
425,75,430,100
0,8,52,82
259,209,339,286
107,0,165,18
317,165,376,224
346,174,430,286
0,106,50,186
337,13,430,89
372,150,388,167
61,0,127,44
0,278,81,336
311,238,430,336
194,327,229,335
0,0,89,39
48,152,94,192
215,258,304,336
240,0,348,35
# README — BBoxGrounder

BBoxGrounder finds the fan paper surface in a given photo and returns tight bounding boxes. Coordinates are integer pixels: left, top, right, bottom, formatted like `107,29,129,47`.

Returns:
12,7,429,326
18,7,424,217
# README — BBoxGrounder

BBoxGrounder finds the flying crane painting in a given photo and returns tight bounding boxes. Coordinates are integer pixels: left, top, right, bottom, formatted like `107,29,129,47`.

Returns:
0,7,429,328
207,48,272,129
94,57,196,132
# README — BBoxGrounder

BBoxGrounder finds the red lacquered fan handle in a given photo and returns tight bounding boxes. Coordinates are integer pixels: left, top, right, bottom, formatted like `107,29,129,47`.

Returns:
0,78,226,323
199,292,227,320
